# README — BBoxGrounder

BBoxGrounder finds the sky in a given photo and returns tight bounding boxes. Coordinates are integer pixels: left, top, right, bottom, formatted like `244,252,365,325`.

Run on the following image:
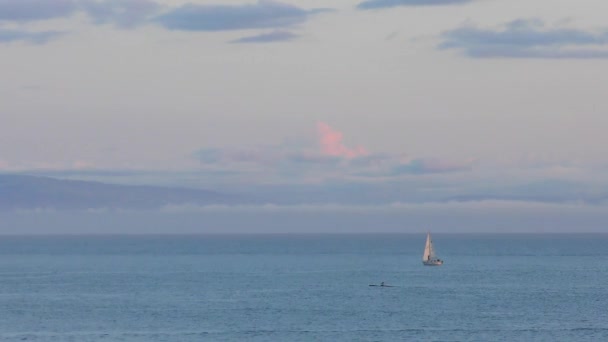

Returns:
2,0,608,233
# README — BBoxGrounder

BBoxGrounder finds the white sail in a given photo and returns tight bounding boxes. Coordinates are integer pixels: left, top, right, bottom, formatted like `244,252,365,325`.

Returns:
422,233,434,261
422,232,443,266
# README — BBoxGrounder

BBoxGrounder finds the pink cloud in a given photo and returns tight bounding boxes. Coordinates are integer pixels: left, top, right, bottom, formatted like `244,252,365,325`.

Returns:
316,122,368,158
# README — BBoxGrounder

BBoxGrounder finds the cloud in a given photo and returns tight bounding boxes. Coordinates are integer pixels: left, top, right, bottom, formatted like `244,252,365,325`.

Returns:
439,19,608,59
285,152,341,165
357,0,472,10
155,0,329,31
391,158,473,175
14,159,608,210
195,146,283,166
231,30,298,44
0,0,159,28
80,0,161,28
0,0,327,44
0,0,78,21
0,29,64,44
445,178,608,204
317,122,368,158
195,122,368,168
193,122,471,185
193,146,342,176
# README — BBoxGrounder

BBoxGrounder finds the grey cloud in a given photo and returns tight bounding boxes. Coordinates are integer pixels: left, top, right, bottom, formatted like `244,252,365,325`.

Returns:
0,29,64,44
352,157,473,177
195,148,223,164
195,147,281,165
194,146,341,168
347,154,393,167
81,0,161,29
0,0,77,21
155,1,330,31
392,158,473,175
0,0,160,28
284,153,341,165
18,168,151,178
231,30,298,44
0,0,327,44
357,0,472,10
194,144,473,184
446,179,608,204
439,19,608,59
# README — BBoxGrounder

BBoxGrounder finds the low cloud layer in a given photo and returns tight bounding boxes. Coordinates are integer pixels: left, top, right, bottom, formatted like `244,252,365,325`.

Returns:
357,0,473,10
440,19,608,59
391,158,473,175
8,159,608,225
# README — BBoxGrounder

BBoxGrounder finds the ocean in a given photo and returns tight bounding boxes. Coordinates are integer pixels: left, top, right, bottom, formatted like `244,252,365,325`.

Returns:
0,234,607,341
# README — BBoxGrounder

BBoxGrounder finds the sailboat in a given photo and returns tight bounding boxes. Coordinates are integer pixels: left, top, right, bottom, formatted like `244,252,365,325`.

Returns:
422,232,443,266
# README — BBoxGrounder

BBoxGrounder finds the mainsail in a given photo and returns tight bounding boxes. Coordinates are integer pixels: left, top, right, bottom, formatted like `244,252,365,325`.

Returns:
422,233,434,261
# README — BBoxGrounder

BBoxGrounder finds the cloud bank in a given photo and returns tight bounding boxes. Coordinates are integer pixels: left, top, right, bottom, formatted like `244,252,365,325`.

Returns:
357,0,473,10
194,122,472,183
440,19,608,59
391,158,473,175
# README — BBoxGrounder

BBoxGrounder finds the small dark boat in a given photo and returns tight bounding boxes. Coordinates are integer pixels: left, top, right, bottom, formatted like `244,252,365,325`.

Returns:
369,282,395,287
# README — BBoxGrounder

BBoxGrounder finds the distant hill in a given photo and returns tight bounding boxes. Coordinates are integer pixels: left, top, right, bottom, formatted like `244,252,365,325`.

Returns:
0,174,238,211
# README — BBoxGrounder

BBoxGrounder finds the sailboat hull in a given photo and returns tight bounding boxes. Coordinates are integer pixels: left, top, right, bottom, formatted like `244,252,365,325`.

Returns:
422,260,443,266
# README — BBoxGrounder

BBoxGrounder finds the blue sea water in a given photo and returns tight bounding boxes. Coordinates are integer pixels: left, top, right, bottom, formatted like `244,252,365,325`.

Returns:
0,234,607,341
